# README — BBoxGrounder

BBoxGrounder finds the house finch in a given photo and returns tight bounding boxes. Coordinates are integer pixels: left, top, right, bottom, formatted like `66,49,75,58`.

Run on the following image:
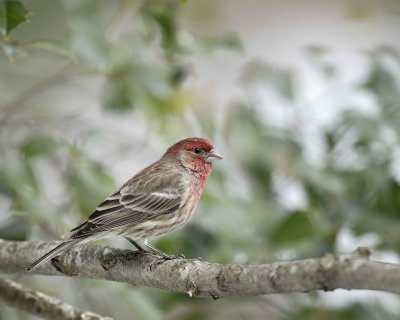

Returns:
27,137,222,271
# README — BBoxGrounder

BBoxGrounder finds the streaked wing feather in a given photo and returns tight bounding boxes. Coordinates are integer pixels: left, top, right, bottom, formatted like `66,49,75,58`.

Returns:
72,210,152,238
96,198,121,210
120,190,181,214
71,183,183,238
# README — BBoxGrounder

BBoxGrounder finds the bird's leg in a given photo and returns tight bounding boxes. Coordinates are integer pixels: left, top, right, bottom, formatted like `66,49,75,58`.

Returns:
124,237,146,252
145,242,184,260
125,237,184,259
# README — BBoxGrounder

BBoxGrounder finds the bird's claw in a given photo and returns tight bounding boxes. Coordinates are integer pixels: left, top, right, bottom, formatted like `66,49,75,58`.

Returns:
148,252,184,270
159,253,184,260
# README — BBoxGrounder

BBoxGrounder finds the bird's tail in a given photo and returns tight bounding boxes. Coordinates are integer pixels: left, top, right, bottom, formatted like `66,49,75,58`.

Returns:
27,238,84,272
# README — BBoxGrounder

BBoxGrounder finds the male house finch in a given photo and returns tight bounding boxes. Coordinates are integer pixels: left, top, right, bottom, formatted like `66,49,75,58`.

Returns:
27,137,222,271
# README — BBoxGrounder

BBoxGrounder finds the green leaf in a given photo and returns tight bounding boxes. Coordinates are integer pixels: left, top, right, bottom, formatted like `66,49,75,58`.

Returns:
67,156,115,215
0,170,16,198
0,215,29,241
0,0,30,37
370,178,400,219
103,77,134,112
20,136,58,158
270,211,315,245
0,2,5,36
290,302,394,320
140,1,180,52
363,51,400,120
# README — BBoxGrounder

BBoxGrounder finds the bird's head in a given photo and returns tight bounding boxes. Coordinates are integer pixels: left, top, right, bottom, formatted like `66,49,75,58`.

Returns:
165,137,223,174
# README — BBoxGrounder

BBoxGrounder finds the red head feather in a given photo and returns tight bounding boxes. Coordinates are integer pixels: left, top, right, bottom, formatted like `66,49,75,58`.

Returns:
166,137,214,155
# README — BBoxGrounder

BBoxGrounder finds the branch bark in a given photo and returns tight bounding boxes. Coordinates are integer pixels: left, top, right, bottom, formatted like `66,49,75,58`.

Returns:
0,278,112,320
0,240,399,298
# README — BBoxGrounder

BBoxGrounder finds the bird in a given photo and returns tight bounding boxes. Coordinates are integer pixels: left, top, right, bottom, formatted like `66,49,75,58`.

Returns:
27,137,222,272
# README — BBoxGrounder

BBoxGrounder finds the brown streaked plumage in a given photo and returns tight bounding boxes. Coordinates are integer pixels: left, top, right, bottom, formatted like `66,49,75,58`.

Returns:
27,137,222,271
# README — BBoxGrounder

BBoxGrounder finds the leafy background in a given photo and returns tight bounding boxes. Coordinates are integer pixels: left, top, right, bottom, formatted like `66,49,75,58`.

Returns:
1,0,400,319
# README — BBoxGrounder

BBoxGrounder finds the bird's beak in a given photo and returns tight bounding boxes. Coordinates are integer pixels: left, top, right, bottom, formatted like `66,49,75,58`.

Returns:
206,149,223,163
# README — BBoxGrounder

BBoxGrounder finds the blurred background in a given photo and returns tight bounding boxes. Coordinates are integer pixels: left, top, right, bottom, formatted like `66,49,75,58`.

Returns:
1,0,400,319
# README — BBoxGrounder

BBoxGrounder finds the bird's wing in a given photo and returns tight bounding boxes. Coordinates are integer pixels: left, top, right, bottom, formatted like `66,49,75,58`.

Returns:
70,174,184,238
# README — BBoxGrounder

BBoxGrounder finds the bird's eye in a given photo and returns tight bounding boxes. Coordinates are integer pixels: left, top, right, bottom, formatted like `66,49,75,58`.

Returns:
193,148,202,154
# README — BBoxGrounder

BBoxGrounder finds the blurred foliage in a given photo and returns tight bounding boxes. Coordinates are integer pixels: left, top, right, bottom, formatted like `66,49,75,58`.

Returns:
285,302,400,320
0,0,29,37
1,0,400,319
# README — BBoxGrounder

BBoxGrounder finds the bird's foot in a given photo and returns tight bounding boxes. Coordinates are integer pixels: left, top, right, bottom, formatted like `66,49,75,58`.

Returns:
158,252,185,260
145,242,185,260
148,251,185,271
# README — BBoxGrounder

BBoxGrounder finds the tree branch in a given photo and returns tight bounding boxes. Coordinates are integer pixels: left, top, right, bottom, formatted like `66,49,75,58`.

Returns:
0,278,112,320
0,240,399,298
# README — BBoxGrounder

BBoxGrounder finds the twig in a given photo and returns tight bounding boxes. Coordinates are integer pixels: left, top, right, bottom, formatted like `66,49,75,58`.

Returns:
0,278,112,320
